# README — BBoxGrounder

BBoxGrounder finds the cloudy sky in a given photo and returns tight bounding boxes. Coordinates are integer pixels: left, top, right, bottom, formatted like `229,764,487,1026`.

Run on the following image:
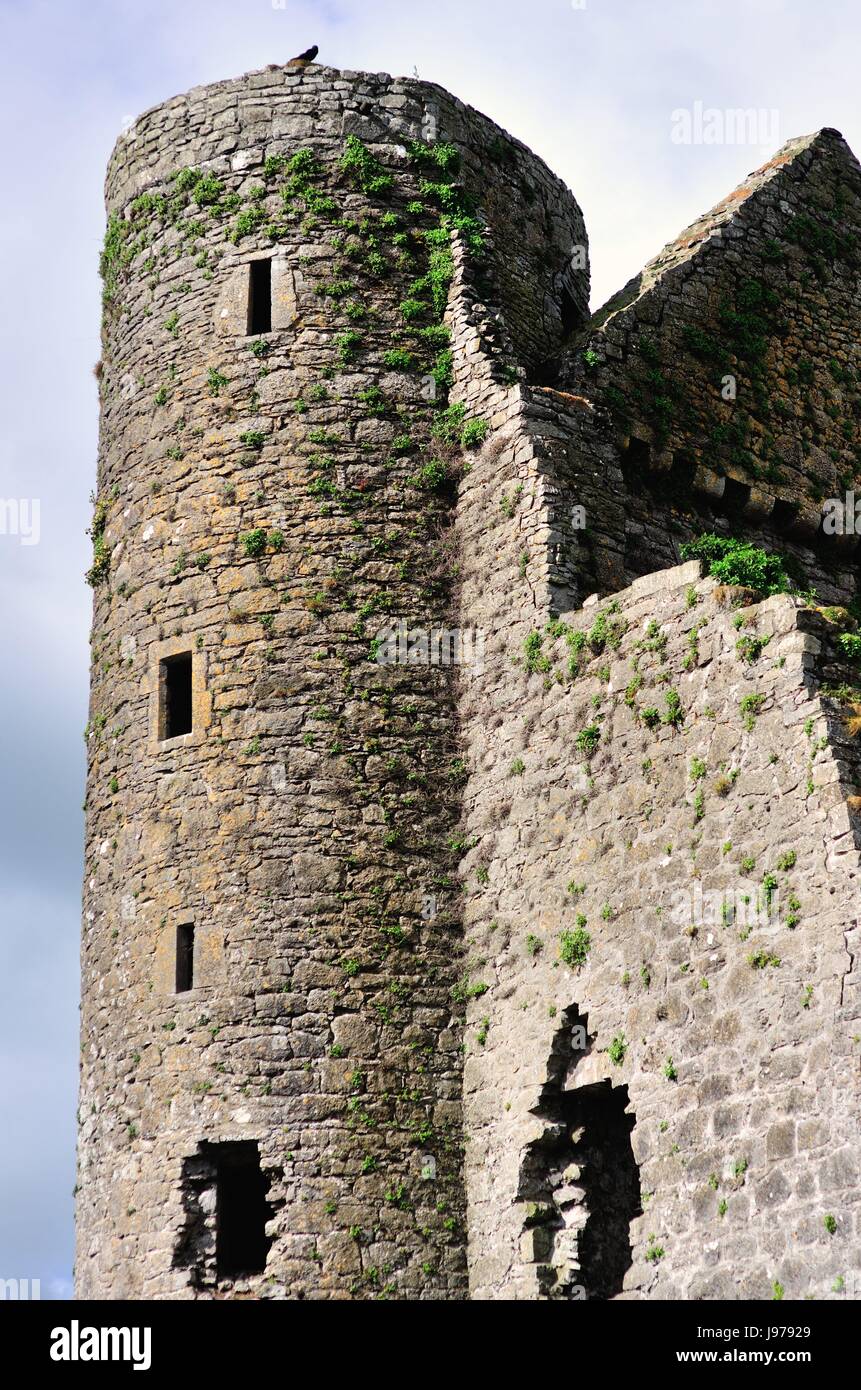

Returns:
0,0,857,1298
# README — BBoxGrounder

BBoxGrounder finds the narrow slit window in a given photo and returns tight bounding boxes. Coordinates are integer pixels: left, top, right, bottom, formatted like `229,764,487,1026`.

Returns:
560,285,579,338
175,923,195,993
247,258,272,335
161,653,193,739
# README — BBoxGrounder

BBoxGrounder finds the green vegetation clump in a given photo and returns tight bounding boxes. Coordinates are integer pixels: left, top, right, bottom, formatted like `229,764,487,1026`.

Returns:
450,976,489,1003
407,140,461,176
241,529,268,558
172,166,225,207
460,417,489,449
358,385,387,417
524,631,551,675
575,725,601,754
339,135,394,196
431,402,489,449
383,348,416,370
431,349,453,392
408,227,455,316
407,138,484,256
230,206,267,243
736,633,770,663
279,148,335,216
86,495,112,587
837,633,861,662
410,459,448,492
417,323,452,347
99,215,138,305
680,534,792,595
560,926,591,968
740,692,765,729
662,690,685,727
399,297,428,322
748,950,780,970
335,330,363,365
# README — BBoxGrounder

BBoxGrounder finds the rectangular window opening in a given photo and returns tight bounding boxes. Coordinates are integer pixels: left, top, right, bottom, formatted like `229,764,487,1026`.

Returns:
161,652,193,739
772,498,799,533
669,451,696,488
247,258,272,335
721,477,752,515
175,923,195,993
620,436,651,489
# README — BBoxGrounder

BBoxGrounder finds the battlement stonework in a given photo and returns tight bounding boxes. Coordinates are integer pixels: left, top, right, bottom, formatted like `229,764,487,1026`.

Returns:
78,60,861,1299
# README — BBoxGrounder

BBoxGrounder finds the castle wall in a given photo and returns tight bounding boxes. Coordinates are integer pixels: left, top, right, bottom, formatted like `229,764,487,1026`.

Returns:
555,129,861,606
456,554,861,1298
521,387,859,613
79,60,861,1303
77,63,586,1299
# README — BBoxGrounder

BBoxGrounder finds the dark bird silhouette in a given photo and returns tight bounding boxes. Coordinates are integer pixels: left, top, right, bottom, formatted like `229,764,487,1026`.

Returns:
287,45,319,67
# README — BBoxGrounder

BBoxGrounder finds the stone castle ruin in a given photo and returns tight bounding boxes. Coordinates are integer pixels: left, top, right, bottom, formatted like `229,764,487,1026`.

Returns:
78,59,861,1299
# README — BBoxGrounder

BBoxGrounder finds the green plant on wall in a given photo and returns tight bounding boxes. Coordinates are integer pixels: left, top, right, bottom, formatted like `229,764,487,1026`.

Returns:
560,925,591,968
680,535,792,595
340,135,395,196
85,493,112,587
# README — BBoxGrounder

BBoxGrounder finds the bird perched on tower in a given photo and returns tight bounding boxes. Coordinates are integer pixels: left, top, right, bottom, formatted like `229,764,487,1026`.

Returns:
287,45,319,67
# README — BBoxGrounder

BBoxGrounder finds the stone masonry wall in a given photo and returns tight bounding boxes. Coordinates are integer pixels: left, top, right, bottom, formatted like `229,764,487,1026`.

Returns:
563,130,861,512
456,556,861,1298
520,385,859,614
553,129,861,606
77,62,586,1299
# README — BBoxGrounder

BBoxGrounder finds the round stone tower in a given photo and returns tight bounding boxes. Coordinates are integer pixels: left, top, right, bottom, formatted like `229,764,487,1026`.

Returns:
77,60,587,1299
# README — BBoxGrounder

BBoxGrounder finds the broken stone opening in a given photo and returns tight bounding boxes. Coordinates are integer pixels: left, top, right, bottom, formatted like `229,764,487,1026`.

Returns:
174,1140,276,1287
247,258,272,335
518,1005,641,1299
175,923,194,993
160,652,192,739
216,1144,271,1276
